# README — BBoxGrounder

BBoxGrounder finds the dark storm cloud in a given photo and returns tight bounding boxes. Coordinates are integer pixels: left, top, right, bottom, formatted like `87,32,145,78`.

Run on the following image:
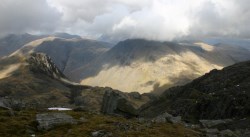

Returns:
0,0,61,37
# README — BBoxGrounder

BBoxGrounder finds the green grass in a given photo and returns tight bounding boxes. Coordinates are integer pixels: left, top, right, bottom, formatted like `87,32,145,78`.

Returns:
0,108,201,137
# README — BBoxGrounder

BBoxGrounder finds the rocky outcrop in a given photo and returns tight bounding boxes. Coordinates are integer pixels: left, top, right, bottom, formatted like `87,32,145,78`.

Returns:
101,89,138,117
101,90,121,114
36,113,77,130
28,53,66,80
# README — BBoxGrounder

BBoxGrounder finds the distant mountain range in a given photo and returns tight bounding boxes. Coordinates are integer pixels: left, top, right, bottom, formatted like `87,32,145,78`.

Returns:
1,33,250,94
79,39,250,93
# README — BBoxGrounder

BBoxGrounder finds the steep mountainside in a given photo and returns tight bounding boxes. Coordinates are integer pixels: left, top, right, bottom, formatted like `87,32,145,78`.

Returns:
0,53,73,107
0,52,150,112
139,61,250,121
78,39,250,94
0,34,46,58
181,42,250,66
0,33,83,59
10,37,112,80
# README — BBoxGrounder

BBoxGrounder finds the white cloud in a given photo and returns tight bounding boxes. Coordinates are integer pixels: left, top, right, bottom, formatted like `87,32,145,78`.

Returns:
1,0,250,41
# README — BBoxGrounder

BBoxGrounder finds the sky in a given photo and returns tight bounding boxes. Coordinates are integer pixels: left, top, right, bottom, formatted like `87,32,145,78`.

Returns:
0,0,249,42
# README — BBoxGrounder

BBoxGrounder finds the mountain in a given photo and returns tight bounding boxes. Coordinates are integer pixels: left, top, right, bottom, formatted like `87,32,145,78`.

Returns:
203,37,250,50
0,52,248,136
9,36,112,80
77,39,250,94
53,32,82,39
0,33,83,58
2,34,250,94
0,52,150,112
0,33,46,58
139,60,250,121
0,53,74,107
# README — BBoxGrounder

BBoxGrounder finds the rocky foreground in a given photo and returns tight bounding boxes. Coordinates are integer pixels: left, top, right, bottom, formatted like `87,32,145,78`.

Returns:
0,108,201,137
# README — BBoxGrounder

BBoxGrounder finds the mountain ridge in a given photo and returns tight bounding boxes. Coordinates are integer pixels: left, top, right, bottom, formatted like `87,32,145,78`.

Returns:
78,38,250,93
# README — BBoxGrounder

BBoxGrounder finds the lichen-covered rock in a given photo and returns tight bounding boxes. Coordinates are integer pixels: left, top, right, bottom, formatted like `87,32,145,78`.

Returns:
36,113,76,130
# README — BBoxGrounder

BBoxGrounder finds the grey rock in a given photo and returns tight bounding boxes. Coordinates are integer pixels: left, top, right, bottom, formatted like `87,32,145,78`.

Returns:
101,89,138,117
91,130,112,137
36,113,77,130
153,116,166,123
129,92,141,99
28,53,66,80
170,116,182,124
101,90,121,114
0,97,6,108
0,98,15,116
220,129,237,137
199,119,232,128
205,128,219,134
204,128,219,137
153,112,182,124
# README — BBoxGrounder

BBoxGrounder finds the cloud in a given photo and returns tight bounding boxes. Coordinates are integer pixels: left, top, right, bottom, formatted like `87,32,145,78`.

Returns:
0,0,61,37
189,0,250,38
1,0,250,41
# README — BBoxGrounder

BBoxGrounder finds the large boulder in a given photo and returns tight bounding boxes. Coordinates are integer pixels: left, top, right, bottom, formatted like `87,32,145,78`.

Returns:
101,89,138,117
36,113,77,130
199,119,233,128
152,112,182,124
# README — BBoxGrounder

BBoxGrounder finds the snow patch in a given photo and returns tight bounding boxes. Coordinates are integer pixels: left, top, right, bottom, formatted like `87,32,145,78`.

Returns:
48,107,72,111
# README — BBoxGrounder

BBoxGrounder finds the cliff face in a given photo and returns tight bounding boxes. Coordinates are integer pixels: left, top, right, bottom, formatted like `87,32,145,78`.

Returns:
27,53,66,80
139,61,250,121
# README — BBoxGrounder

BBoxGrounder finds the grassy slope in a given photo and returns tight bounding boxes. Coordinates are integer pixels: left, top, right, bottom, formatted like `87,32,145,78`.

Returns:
0,108,200,137
0,55,71,108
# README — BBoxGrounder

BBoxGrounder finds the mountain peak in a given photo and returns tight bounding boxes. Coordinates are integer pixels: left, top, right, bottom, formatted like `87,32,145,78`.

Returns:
52,32,81,39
